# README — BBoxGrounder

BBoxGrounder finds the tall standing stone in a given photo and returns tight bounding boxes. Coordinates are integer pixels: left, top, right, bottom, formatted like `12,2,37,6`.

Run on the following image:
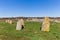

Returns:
41,16,50,32
20,19,24,26
16,19,24,30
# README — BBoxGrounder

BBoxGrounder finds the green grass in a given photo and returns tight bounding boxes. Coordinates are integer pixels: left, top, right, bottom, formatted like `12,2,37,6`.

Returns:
0,21,60,40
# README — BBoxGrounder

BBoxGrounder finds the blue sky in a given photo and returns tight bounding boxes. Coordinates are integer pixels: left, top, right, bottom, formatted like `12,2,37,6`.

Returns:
0,0,60,17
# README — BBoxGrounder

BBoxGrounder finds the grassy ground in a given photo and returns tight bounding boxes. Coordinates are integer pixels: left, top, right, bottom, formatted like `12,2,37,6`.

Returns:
0,21,60,40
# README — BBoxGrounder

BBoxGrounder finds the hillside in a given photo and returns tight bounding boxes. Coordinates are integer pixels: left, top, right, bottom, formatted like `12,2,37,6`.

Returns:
0,21,60,40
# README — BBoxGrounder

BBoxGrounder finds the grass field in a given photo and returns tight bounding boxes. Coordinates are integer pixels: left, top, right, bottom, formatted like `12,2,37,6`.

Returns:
0,21,60,40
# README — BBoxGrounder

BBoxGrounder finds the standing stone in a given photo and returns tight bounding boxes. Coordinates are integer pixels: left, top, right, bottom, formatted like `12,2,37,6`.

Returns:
5,20,10,23
20,19,24,26
5,20,12,24
41,16,50,32
16,19,24,30
9,20,12,24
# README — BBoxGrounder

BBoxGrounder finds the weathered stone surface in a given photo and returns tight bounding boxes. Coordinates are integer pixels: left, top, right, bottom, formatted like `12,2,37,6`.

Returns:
16,19,24,30
41,16,50,32
5,20,12,24
5,20,9,23
20,19,24,26
9,20,12,24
